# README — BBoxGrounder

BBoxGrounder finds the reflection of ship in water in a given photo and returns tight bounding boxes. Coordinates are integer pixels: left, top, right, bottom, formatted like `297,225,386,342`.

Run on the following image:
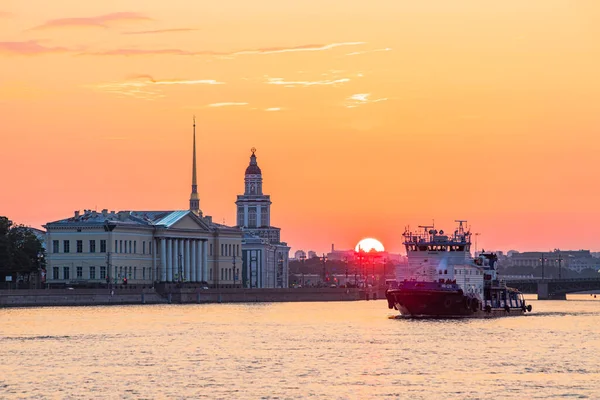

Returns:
386,220,532,318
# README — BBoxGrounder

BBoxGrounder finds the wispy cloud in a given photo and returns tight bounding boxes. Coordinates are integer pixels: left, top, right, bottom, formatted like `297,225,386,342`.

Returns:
265,107,282,112
88,75,224,100
32,12,151,30
83,41,365,57
265,77,350,87
346,47,391,56
123,28,198,35
208,102,248,107
345,93,387,108
233,42,364,55
0,41,70,55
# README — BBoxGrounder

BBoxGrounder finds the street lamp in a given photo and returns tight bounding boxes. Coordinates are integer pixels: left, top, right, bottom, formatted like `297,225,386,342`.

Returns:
320,254,328,286
539,253,547,279
344,257,348,287
299,253,306,287
233,253,237,288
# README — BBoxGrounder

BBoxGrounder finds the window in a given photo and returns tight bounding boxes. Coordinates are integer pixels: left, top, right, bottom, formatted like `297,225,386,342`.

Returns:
209,268,213,280
90,240,96,253
100,240,106,253
76,240,83,253
149,241,152,254
90,266,96,279
221,268,224,280
210,244,213,256
63,267,70,280
229,244,232,256
134,241,137,254
221,244,224,256
129,266,132,277
124,241,127,253
63,240,70,253
119,266,123,278
76,266,83,278
120,240,123,253
237,206,244,226
143,241,146,254
261,206,268,226
129,241,132,253
114,266,117,279
53,240,59,253
100,266,106,280
248,207,257,228
53,267,59,280
142,267,146,279
134,266,137,279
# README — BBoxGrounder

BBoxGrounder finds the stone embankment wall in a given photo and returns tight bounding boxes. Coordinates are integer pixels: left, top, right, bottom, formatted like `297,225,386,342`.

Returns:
0,288,165,307
0,288,383,308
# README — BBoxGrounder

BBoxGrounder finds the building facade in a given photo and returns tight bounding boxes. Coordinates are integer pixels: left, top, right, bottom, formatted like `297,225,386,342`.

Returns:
236,149,290,288
44,118,244,288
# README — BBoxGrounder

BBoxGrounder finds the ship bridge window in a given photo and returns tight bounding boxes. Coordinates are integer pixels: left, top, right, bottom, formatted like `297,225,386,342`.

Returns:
418,246,427,251
457,245,465,251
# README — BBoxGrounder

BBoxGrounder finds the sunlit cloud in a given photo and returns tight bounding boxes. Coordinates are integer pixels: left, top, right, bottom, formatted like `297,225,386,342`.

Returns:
0,41,70,55
232,42,364,55
207,102,248,107
265,77,350,87
265,107,282,112
87,75,224,100
346,47,392,56
32,12,151,30
123,28,199,35
83,41,365,57
345,93,388,108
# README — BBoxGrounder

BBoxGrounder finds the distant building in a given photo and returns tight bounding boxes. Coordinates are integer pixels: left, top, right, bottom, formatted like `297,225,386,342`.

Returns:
236,148,290,288
508,250,600,273
307,251,318,259
44,118,243,287
293,250,307,260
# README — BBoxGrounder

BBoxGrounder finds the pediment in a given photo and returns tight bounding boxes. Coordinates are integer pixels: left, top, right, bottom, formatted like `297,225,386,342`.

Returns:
169,213,211,232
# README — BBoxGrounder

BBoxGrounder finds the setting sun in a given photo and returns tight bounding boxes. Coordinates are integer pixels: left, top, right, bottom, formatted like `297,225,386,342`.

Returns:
355,238,385,253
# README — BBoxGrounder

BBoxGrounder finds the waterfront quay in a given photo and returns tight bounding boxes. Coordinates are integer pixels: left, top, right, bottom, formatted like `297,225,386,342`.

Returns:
0,286,383,308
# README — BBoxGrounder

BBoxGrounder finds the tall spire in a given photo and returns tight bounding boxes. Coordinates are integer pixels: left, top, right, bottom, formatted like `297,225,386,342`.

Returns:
189,116,201,216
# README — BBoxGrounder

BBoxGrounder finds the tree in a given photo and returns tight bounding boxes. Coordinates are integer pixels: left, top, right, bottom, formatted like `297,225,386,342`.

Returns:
0,216,46,282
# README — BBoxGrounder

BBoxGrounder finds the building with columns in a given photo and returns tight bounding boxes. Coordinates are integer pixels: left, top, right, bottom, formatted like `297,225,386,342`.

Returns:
236,148,290,288
44,118,243,288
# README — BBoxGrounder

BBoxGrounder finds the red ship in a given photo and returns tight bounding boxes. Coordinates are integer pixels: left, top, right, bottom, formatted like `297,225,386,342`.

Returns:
386,221,532,318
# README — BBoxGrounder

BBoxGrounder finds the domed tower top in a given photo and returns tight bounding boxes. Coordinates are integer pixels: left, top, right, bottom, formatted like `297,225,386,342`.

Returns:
244,147,263,195
245,147,262,175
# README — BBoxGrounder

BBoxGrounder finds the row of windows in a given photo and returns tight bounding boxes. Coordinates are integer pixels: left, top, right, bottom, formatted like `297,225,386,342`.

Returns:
52,266,107,280
237,206,269,228
52,239,153,255
53,240,107,254
114,240,152,255
220,267,239,281
51,265,150,280
221,243,240,257
407,245,469,252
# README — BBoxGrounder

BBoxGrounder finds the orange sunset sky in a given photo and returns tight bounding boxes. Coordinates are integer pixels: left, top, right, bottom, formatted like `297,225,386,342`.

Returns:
1,1,600,254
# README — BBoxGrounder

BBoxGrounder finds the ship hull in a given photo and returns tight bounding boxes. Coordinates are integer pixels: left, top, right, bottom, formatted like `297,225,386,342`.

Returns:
386,287,527,318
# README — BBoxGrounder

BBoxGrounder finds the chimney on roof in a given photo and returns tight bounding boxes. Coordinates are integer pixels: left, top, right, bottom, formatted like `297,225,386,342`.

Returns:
74,210,80,218
101,209,108,217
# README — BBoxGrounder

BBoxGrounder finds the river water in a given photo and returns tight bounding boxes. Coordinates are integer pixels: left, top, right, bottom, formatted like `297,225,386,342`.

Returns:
1,296,599,399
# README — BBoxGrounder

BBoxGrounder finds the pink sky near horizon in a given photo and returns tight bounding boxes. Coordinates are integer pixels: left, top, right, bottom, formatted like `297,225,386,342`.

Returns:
2,1,600,255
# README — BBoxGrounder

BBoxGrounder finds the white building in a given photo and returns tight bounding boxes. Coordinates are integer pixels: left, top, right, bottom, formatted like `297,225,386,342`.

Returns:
44,118,243,287
293,250,307,261
236,148,290,288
